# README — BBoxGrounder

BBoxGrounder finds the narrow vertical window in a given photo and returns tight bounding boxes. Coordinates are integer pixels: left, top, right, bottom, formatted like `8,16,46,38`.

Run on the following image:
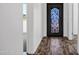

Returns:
23,4,27,33
51,8,59,33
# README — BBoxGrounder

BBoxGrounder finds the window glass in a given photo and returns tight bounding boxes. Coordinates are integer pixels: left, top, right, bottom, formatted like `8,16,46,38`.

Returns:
51,8,59,33
23,4,27,33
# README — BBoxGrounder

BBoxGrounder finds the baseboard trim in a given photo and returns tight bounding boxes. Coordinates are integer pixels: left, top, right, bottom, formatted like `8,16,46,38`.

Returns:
27,53,35,55
0,51,23,55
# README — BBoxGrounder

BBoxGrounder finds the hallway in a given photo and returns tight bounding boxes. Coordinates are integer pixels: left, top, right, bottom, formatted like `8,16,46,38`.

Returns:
35,37,78,55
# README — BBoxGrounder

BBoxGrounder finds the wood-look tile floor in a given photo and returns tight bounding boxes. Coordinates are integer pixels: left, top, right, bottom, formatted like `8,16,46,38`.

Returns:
35,37,78,55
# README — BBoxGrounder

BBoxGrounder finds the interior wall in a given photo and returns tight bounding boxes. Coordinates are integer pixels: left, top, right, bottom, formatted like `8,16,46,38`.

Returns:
68,3,73,40
64,3,78,40
72,4,78,53
27,3,42,54
0,3,23,55
73,3,78,35
27,3,34,54
77,3,79,54
42,3,47,37
63,3,69,37
33,3,42,53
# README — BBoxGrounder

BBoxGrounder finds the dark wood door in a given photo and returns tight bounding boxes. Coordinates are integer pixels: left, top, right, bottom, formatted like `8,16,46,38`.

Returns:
47,3,63,37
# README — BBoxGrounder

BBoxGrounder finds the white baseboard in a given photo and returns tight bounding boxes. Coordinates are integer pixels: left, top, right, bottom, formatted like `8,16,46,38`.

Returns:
0,51,24,55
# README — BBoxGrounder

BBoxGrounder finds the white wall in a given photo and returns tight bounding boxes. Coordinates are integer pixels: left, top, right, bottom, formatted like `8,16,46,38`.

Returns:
27,3,42,54
33,3,42,53
63,3,69,37
73,4,78,35
63,3,74,40
42,3,47,37
0,3,23,55
27,3,34,54
77,3,79,54
67,3,79,40
68,3,73,40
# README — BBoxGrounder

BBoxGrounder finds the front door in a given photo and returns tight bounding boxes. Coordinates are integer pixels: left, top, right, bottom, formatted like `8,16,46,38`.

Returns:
47,3,63,37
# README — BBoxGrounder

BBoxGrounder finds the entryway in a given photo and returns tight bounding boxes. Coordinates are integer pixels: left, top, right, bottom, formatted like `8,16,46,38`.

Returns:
34,3,78,55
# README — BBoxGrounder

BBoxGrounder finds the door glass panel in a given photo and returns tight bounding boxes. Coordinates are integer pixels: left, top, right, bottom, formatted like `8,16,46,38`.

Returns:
51,8,59,33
